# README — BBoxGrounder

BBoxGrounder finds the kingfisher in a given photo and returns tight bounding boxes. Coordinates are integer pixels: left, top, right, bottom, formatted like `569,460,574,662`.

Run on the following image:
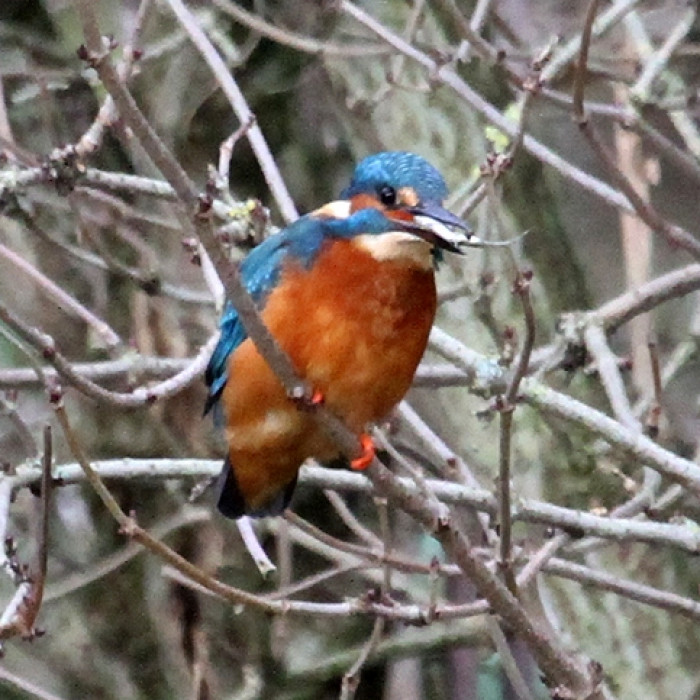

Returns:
205,151,472,518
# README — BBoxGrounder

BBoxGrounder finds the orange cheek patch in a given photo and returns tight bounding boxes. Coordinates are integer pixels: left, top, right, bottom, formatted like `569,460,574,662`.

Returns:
386,209,413,223
398,186,419,207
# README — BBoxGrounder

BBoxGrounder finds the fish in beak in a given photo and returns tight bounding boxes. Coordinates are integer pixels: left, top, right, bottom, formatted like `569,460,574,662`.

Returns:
401,201,476,253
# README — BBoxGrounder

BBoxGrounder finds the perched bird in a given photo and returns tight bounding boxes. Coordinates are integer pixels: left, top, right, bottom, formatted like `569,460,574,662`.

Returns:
205,151,471,518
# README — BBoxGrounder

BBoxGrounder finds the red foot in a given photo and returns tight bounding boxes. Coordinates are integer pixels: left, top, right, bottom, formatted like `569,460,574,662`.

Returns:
289,387,325,411
350,433,375,471
309,388,324,406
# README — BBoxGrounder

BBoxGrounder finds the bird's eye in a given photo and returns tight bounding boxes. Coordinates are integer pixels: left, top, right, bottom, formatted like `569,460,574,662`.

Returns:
378,185,397,206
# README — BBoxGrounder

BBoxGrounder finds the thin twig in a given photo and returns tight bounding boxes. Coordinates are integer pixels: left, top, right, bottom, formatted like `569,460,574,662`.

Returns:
0,394,38,459
541,0,640,83
645,340,663,437
236,517,276,578
486,617,536,700
584,323,640,431
324,490,383,549
572,0,601,119
0,301,217,407
525,263,700,376
75,0,198,206
339,0,635,215
0,355,192,390
430,0,503,64
624,9,700,160
0,243,122,352
44,508,210,602
218,118,256,185
596,264,700,334
520,377,700,498
52,403,433,622
570,0,700,260
162,0,298,223
498,272,536,593
14,456,700,553
36,425,52,615
543,557,700,621
212,0,391,57
264,563,360,602
340,617,384,699
70,0,154,159
631,8,696,103
0,428,52,647
0,666,68,700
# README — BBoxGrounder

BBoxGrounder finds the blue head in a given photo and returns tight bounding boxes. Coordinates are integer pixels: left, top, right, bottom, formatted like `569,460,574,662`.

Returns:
342,151,448,203
333,151,471,254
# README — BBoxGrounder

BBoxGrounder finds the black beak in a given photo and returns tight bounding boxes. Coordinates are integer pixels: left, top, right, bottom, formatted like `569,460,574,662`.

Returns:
402,202,473,254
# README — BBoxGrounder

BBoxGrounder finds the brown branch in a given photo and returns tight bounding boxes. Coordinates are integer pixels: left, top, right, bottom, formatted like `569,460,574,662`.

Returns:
572,0,601,119
505,273,536,406
498,272,536,594
162,0,298,223
0,394,37,458
67,0,153,160
527,263,700,376
0,427,52,648
571,0,700,261
44,508,210,603
36,425,51,617
50,402,443,623
363,459,599,696
339,0,633,213
75,0,198,206
543,558,700,622
15,459,700,554
341,617,384,699
0,242,122,352
0,300,216,407
583,324,640,432
74,2,321,414
324,490,383,549
537,89,700,188
20,204,214,305
263,563,360,602
0,355,191,390
596,263,700,334
645,340,663,438
212,0,391,57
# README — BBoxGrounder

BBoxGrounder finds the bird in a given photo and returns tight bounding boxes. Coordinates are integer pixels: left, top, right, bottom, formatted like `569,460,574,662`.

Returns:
205,151,472,518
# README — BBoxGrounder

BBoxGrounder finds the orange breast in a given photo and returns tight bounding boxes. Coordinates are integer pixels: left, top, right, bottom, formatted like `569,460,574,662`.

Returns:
222,238,436,510
265,239,437,428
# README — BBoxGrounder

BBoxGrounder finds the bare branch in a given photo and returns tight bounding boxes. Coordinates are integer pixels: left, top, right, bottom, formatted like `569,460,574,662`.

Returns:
212,0,391,57
162,0,298,223
0,242,122,352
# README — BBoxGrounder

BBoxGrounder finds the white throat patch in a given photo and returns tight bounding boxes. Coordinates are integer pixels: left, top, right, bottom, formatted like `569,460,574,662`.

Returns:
312,200,352,219
353,232,433,268
311,200,434,268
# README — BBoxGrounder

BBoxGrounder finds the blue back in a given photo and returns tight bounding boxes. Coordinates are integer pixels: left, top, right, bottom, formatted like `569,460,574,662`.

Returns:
205,215,322,416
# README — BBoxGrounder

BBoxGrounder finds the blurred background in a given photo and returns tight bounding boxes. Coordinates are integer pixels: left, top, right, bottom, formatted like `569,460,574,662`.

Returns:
1,1,700,698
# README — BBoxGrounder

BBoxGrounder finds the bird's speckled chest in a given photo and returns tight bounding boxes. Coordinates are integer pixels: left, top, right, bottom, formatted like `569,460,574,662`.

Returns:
260,237,437,429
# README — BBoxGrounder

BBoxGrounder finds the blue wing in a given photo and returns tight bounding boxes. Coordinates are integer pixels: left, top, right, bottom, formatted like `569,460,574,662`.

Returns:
204,215,329,420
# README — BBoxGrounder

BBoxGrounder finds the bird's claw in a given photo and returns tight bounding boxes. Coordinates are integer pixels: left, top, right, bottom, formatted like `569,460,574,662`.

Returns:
350,433,375,471
309,389,324,406
290,386,325,411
